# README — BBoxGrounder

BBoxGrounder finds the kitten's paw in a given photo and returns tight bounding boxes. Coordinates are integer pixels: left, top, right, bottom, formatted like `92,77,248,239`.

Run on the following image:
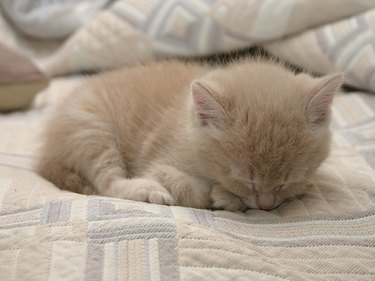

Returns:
109,178,176,206
210,186,247,212
145,164,212,209
148,190,176,205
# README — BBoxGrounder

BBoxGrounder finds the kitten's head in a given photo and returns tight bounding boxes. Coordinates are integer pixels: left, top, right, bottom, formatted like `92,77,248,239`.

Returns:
189,61,342,210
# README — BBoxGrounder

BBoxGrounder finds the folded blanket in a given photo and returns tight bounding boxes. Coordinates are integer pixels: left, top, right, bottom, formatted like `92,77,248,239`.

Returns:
1,0,375,94
0,0,108,39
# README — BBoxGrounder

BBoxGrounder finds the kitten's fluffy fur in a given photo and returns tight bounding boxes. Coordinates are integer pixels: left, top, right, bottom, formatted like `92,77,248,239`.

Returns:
37,59,342,211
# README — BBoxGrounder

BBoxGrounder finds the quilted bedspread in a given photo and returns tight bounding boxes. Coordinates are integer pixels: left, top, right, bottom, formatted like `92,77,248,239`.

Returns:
1,1,375,280
0,78,375,280
1,0,375,93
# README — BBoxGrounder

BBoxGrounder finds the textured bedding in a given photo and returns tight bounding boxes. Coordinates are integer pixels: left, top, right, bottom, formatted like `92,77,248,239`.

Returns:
1,1,375,280
0,78,374,280
1,0,375,92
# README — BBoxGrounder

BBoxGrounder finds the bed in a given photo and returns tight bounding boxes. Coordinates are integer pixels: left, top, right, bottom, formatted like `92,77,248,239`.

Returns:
1,1,375,280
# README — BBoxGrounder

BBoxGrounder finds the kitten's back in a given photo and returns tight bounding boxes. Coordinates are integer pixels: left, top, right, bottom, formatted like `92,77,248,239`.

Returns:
37,60,211,191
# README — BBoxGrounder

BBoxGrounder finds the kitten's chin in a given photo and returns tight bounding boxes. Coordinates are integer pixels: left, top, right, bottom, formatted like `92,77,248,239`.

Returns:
242,198,283,210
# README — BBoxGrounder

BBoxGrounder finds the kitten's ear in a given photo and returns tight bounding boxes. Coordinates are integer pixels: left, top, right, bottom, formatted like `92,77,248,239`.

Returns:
307,73,342,125
190,80,229,129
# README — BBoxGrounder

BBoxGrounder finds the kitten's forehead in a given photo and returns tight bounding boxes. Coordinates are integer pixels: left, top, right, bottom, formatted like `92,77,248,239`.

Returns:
232,123,328,181
228,120,316,177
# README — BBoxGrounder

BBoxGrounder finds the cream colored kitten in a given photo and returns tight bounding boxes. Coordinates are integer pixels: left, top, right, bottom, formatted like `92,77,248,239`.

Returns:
37,59,342,211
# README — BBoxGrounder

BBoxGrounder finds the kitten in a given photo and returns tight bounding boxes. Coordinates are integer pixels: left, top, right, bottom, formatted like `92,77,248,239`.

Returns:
37,59,342,211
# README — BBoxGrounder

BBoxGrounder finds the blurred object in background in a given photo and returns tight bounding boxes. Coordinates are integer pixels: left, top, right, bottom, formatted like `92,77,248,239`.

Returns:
0,0,110,39
0,0,108,111
0,40,48,111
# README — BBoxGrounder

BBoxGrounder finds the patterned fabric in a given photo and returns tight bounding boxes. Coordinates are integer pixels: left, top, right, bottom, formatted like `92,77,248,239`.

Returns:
1,0,375,92
0,78,375,280
0,0,109,39
265,9,375,96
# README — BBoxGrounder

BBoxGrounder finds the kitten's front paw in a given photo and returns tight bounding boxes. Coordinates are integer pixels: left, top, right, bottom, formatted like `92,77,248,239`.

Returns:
210,185,247,212
109,178,176,205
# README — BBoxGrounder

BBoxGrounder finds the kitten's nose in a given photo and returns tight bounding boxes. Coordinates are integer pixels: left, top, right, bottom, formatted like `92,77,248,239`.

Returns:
256,192,275,210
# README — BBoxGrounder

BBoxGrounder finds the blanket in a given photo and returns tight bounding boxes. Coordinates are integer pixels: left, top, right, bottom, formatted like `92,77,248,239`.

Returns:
0,78,374,280
1,1,375,280
1,0,375,92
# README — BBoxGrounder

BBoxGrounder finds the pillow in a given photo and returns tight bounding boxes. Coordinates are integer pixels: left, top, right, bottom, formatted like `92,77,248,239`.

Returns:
0,43,48,111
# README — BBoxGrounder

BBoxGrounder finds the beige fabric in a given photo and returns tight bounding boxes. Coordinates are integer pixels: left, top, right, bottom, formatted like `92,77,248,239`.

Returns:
0,77,374,280
1,1,375,92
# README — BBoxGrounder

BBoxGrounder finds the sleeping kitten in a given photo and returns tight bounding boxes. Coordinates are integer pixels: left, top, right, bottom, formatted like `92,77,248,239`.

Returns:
37,59,342,211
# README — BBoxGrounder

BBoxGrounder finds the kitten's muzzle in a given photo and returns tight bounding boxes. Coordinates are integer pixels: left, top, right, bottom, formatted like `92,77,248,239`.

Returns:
256,192,275,210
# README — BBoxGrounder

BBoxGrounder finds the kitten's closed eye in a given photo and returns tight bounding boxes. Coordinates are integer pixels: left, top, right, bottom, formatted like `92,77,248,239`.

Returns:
229,168,255,189
245,179,256,187
274,184,285,193
239,179,256,190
